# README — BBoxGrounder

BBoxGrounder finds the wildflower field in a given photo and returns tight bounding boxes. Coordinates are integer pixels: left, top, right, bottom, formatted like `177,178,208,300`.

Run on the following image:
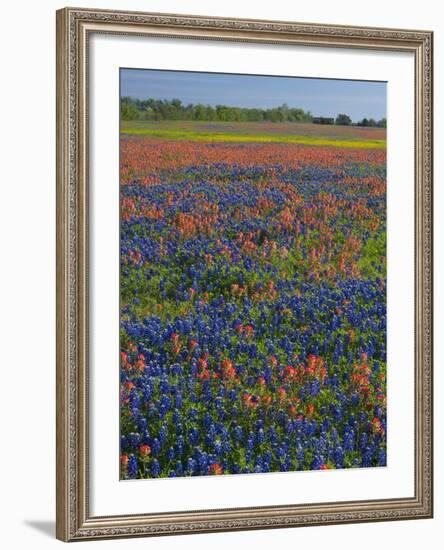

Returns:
120,121,387,479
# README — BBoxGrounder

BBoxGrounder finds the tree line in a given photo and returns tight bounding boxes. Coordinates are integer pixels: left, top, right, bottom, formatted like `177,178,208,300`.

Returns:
329,114,386,128
122,97,312,123
121,97,386,127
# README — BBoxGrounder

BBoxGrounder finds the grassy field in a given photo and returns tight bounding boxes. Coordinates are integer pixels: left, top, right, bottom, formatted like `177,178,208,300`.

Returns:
121,120,386,149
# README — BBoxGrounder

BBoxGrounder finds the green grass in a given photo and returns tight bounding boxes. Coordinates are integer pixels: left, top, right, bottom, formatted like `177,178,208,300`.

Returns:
357,230,387,278
121,120,386,149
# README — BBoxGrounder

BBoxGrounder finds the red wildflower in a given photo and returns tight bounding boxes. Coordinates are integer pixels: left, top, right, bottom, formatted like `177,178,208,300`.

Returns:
277,387,287,400
371,417,384,434
221,358,233,370
136,354,145,372
262,394,272,406
284,365,296,379
197,369,210,380
243,392,258,408
209,463,223,475
139,444,152,457
257,376,266,387
188,339,198,352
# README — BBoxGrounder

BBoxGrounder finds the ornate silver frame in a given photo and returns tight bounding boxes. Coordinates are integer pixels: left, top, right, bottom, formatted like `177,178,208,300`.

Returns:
56,7,433,542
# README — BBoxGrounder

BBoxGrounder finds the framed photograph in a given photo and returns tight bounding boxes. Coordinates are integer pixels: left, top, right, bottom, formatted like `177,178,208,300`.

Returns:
56,7,433,542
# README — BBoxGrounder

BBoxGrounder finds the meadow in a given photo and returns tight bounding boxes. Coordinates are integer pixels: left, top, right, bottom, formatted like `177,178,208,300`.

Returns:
120,121,387,479
121,120,386,148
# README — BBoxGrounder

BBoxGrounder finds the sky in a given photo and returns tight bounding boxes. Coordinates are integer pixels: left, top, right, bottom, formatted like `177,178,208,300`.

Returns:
121,68,386,122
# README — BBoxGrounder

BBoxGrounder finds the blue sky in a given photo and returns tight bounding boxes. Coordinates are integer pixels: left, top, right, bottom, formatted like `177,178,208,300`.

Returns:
121,68,386,122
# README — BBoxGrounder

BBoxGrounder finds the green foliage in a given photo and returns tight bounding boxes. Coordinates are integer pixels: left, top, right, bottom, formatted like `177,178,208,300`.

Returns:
358,230,387,278
357,117,386,128
120,98,140,120
120,96,313,123
335,113,352,126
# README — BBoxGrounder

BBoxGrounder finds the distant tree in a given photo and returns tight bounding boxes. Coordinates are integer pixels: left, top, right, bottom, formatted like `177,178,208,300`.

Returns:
335,113,352,126
216,105,229,121
356,117,386,128
194,104,207,121
120,98,140,120
357,117,369,127
246,108,264,122
280,103,290,122
268,107,284,122
313,116,334,125
290,108,312,122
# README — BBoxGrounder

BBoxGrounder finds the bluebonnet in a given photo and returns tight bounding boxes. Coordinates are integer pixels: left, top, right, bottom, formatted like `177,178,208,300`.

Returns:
120,138,387,479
